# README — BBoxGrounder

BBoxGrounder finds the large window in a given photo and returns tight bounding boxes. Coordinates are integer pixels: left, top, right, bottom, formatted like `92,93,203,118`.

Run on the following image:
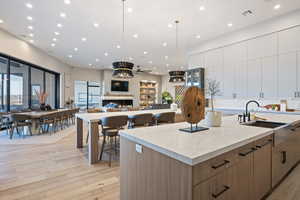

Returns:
10,61,29,111
74,81,101,110
0,53,59,112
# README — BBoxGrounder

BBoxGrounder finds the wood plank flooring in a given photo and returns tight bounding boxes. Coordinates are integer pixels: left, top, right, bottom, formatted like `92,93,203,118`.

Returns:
0,125,299,200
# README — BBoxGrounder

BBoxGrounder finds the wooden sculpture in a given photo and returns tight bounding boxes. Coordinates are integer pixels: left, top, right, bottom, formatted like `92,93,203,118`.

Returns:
180,86,208,133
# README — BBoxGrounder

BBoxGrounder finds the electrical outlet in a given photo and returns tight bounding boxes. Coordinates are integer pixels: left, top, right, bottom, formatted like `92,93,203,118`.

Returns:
135,144,143,154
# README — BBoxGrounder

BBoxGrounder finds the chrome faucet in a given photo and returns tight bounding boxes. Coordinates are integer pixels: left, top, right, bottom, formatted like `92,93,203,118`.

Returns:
243,100,260,122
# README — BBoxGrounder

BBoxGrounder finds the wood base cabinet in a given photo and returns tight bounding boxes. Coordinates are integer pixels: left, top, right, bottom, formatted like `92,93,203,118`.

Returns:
121,135,273,200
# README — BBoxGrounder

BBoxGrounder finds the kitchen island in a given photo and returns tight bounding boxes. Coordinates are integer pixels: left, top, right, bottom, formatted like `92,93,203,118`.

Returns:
119,114,300,200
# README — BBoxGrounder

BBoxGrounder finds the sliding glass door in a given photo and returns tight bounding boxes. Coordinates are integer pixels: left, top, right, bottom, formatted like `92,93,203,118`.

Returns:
0,53,60,112
0,57,7,112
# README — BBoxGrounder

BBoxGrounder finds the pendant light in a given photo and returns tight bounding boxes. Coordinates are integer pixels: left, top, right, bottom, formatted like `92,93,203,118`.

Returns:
112,0,134,79
169,20,185,83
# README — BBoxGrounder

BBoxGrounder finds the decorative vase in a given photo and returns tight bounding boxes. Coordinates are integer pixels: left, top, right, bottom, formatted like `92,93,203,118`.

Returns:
171,103,178,111
40,103,46,111
205,111,222,127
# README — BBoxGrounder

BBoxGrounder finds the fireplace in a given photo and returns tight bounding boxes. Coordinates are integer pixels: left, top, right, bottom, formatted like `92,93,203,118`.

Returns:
102,99,133,107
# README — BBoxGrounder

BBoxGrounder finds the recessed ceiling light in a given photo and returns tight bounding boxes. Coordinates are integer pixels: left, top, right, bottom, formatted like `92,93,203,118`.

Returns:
57,23,63,28
166,64,169,67
168,23,173,28
51,43,56,47
81,37,87,42
28,26,33,30
127,8,133,13
93,23,99,28
129,57,133,61
227,23,233,27
29,39,34,43
199,6,205,11
74,47,78,51
181,66,184,69
60,12,66,18
27,16,33,21
149,61,153,64
143,51,148,55
162,42,167,47
133,33,138,38
54,32,60,35
196,35,201,39
68,55,73,58
116,45,121,49
274,4,281,10
104,52,108,56
89,63,92,66
96,58,100,62
26,3,33,9
29,33,34,37
64,0,71,5
53,38,57,42
0,19,3,24
165,56,169,60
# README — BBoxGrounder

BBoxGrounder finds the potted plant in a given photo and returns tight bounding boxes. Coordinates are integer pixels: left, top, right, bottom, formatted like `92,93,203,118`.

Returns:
162,91,173,105
205,79,222,127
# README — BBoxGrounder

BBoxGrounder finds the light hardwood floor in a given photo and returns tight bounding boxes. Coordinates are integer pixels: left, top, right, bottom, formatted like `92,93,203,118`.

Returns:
0,126,299,200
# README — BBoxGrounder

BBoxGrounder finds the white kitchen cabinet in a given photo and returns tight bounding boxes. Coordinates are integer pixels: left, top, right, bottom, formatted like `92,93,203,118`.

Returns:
247,59,262,98
261,56,278,98
236,62,247,98
188,53,205,69
278,27,300,54
223,61,236,98
297,52,300,93
248,34,277,60
204,49,223,94
278,53,297,98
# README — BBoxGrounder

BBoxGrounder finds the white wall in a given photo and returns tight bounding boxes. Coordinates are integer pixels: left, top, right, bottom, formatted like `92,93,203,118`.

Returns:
188,10,300,109
102,70,162,107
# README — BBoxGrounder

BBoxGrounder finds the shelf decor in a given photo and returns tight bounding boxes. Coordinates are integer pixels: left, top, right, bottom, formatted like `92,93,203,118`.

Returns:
139,81,157,107
180,86,208,133
169,71,185,83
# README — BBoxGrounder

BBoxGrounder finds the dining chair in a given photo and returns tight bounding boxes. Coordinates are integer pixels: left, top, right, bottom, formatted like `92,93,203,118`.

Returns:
9,114,32,139
128,113,153,128
99,115,128,167
153,112,175,125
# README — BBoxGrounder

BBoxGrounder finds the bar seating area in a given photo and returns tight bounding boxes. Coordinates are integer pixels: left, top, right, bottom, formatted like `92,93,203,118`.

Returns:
97,111,176,166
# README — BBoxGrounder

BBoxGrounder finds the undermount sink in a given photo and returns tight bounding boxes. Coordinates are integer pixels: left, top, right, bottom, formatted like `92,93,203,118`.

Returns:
241,120,287,129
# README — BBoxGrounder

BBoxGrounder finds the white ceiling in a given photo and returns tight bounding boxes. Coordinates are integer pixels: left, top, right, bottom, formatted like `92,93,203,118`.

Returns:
0,0,300,74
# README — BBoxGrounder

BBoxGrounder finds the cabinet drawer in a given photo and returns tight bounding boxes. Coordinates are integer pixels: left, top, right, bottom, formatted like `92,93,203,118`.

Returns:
255,135,273,148
193,166,235,200
237,142,256,161
193,150,238,186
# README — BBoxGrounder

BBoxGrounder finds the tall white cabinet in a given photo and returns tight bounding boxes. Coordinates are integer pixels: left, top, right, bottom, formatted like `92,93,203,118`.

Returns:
188,25,300,100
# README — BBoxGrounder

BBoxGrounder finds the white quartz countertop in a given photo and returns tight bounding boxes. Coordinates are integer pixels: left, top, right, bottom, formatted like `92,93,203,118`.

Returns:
119,113,300,166
76,109,181,122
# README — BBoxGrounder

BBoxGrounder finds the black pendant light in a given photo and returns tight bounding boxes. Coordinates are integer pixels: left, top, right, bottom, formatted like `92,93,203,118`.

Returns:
112,0,134,78
169,20,185,83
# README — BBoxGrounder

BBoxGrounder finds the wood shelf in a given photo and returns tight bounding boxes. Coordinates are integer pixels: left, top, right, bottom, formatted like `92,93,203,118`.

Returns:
139,81,157,107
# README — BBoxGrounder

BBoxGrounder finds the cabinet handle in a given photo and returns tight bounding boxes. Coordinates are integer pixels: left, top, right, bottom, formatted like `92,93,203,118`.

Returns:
212,185,230,199
256,139,272,148
211,160,230,169
281,151,287,164
239,148,256,157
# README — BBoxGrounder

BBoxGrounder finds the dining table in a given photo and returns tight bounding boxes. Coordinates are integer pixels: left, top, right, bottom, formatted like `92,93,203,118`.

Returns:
76,109,183,165
7,108,79,134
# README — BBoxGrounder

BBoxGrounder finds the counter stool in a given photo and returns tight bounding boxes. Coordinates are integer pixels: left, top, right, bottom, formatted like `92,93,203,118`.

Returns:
153,112,175,125
128,113,153,128
99,115,128,167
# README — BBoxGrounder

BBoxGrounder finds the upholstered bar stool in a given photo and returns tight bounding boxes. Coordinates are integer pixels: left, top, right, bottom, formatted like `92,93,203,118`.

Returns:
153,112,175,125
99,115,128,167
128,113,153,128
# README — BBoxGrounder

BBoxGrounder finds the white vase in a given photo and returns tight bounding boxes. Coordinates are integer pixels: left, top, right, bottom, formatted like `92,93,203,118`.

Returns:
205,111,222,127
171,103,178,111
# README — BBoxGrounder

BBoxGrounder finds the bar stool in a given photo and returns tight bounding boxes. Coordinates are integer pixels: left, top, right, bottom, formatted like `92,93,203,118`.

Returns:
153,112,175,125
99,115,128,167
9,114,32,139
128,113,153,128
